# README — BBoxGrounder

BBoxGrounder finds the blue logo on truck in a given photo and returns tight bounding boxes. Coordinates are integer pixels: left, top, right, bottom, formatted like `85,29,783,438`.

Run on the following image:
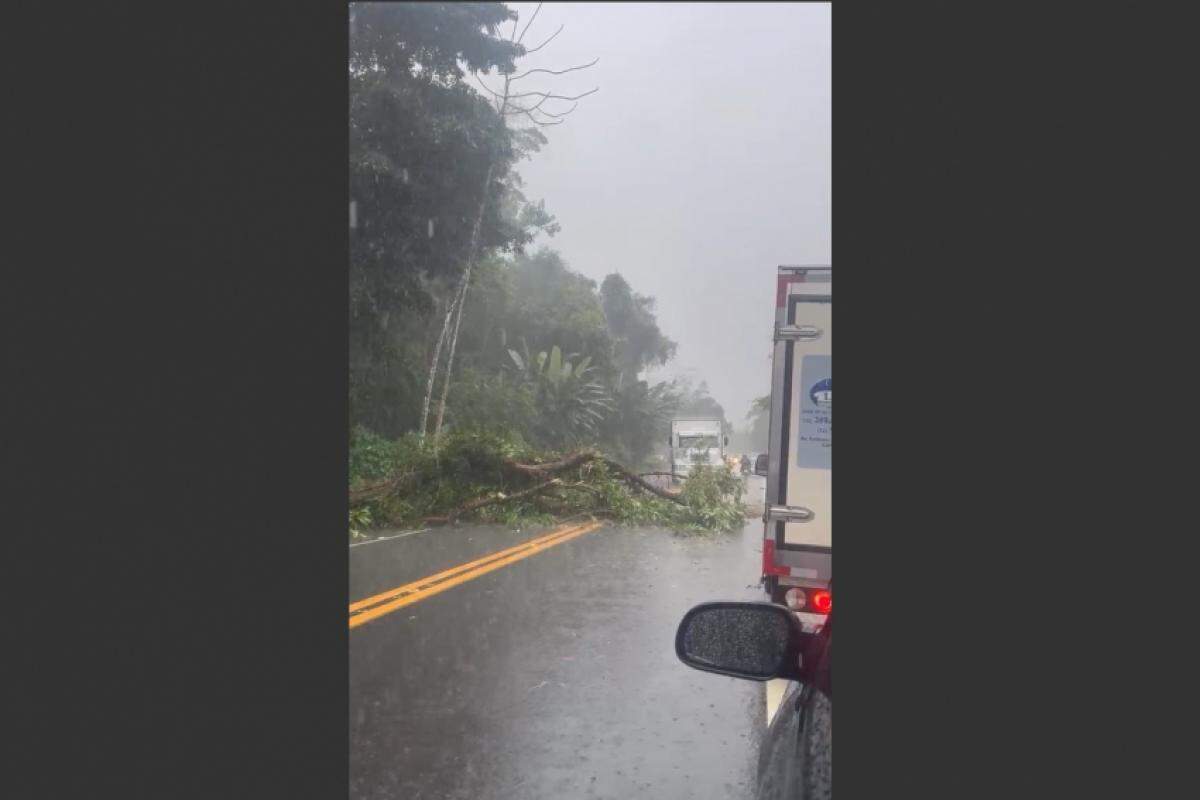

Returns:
809,378,832,407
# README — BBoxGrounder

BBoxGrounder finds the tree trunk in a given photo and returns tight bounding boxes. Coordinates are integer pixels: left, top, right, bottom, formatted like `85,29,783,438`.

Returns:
417,289,462,442
432,261,472,437
422,62,515,443
432,160,495,439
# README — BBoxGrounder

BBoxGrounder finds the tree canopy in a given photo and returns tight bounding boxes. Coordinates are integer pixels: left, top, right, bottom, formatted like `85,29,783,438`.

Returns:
348,3,726,474
600,273,677,386
349,2,552,435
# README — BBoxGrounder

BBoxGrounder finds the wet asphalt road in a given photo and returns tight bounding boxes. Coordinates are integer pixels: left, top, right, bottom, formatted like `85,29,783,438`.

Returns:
350,477,771,800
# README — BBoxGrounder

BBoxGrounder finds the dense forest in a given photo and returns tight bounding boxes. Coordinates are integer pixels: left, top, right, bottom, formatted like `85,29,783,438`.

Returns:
349,3,743,534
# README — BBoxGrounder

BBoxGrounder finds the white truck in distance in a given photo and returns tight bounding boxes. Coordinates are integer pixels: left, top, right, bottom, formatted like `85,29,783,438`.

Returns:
668,418,727,483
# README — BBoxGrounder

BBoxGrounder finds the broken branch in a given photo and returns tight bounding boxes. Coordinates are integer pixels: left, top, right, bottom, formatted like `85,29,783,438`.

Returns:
424,477,562,524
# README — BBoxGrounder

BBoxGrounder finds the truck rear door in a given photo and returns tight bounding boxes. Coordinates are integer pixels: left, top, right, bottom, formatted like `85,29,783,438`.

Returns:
764,265,831,622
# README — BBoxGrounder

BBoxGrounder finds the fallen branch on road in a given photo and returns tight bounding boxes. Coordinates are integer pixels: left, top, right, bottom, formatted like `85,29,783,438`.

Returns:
598,456,685,504
424,477,563,524
502,450,685,504
502,450,595,478
349,430,742,533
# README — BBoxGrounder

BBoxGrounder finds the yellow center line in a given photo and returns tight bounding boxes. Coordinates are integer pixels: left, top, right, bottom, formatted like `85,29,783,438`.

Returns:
349,520,604,629
349,521,593,613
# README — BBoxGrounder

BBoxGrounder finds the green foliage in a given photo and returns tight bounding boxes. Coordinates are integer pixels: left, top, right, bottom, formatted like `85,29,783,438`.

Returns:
505,343,615,448
443,367,537,441
600,273,677,384
347,3,701,460
349,507,373,539
498,249,615,373
349,2,557,437
350,3,522,80
350,425,402,484
676,465,746,531
442,248,684,466
351,429,746,535
598,378,681,468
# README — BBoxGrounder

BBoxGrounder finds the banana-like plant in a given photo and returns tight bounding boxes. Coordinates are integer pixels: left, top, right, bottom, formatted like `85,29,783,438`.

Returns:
598,376,681,467
507,343,614,447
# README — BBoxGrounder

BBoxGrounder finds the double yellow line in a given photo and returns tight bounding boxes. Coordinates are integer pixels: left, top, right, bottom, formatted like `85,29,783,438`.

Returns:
349,520,605,629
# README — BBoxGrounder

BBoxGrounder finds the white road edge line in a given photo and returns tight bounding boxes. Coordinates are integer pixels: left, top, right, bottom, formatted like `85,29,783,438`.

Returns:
765,678,788,725
349,528,431,548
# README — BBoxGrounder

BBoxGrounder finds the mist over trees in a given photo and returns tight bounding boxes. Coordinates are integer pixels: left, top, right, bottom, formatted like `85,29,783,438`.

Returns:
349,2,725,470
742,394,771,453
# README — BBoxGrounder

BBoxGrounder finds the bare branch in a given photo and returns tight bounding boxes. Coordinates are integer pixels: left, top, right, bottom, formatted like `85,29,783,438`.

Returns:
516,2,543,46
514,106,566,126
528,101,579,119
506,100,578,120
508,8,521,43
524,24,563,54
520,92,555,114
502,102,565,126
503,87,600,103
503,90,573,116
510,58,599,82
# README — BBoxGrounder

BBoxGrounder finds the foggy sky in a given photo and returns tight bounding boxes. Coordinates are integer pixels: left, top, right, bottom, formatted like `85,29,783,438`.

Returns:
502,2,830,425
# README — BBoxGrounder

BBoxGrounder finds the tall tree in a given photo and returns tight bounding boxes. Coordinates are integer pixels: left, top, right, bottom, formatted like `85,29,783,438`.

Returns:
600,273,677,385
349,2,541,436
428,1,598,440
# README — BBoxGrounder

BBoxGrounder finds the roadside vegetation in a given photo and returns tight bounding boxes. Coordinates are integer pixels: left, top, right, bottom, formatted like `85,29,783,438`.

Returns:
349,3,744,537
350,428,745,537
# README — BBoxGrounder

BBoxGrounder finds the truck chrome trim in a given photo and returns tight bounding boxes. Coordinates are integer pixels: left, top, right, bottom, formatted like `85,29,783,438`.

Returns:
764,505,814,523
775,324,823,342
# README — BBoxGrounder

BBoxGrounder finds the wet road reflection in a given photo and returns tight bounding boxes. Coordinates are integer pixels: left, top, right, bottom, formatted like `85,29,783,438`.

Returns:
350,477,771,800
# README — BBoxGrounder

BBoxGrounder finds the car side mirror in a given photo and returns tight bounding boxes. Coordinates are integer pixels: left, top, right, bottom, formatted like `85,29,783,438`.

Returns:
675,601,806,682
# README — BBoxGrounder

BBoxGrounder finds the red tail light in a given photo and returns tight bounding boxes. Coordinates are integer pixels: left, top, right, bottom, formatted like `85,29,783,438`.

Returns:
810,590,832,614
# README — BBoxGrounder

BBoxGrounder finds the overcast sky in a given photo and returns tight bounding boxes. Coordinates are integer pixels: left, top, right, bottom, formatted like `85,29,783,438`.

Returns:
500,2,830,424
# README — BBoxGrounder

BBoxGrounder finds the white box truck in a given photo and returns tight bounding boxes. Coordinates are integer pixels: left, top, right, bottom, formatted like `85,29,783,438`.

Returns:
668,418,727,483
761,265,832,632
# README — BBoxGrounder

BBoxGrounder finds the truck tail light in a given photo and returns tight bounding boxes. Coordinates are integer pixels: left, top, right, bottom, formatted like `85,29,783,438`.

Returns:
810,590,832,614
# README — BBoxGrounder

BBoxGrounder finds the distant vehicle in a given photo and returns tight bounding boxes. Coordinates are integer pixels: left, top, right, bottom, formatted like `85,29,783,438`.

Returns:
668,418,727,483
760,265,831,631
676,601,832,799
754,452,769,476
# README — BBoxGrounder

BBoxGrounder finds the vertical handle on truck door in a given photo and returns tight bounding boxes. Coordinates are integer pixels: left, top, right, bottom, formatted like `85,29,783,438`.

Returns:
775,324,823,342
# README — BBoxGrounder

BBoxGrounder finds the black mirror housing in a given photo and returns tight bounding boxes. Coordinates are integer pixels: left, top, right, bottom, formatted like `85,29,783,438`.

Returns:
675,601,807,682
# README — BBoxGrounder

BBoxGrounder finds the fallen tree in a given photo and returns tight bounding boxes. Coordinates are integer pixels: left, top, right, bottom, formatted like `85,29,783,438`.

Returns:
348,429,744,534
424,477,563,524
501,450,686,504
